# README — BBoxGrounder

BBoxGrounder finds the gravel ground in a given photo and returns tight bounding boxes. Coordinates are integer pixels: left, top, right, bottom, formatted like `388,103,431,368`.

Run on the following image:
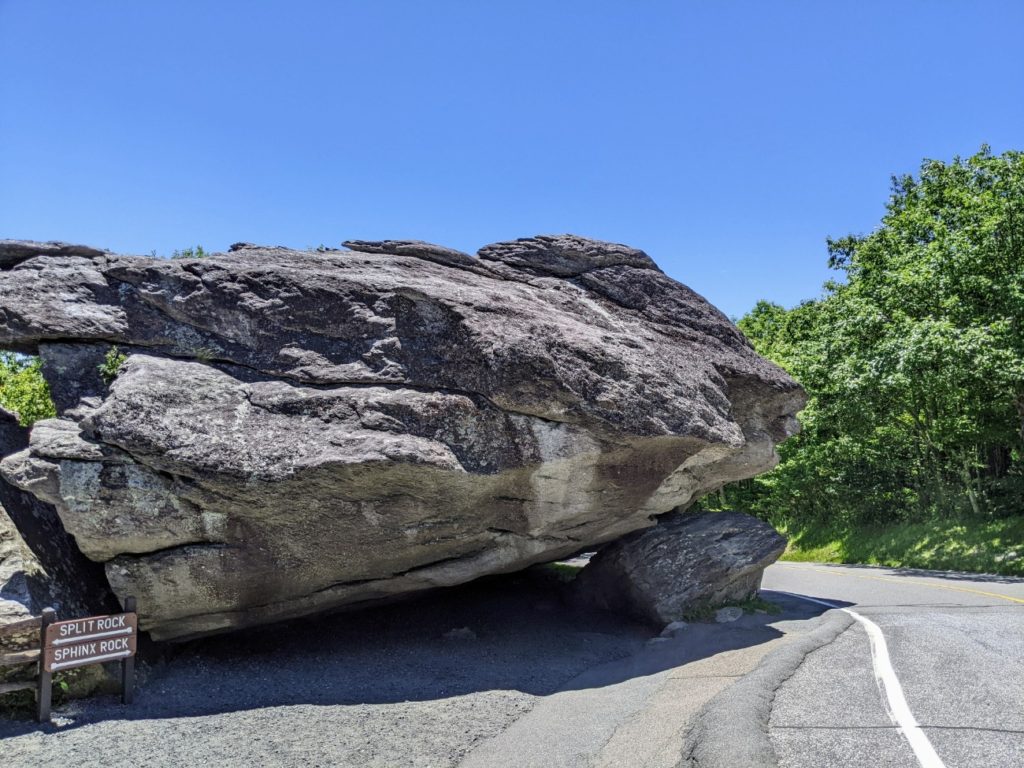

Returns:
0,569,651,768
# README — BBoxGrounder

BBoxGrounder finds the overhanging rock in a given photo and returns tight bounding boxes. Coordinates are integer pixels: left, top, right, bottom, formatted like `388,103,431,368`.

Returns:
0,235,804,640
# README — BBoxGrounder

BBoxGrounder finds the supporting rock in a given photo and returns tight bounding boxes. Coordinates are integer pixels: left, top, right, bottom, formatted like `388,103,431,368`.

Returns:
573,510,787,624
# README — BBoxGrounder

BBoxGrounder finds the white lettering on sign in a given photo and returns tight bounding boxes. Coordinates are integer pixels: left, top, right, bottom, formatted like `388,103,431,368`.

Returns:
99,637,130,653
60,619,94,637
43,611,138,673
97,615,126,630
49,613,135,646
53,642,97,663
48,636,134,672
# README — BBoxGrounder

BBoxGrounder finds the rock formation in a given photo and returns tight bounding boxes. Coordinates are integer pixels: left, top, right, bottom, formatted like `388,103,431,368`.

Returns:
572,510,788,624
1,407,113,698
0,235,804,640
0,407,111,621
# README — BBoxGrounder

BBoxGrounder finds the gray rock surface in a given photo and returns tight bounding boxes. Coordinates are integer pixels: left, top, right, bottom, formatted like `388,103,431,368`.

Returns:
1,503,37,613
0,407,110,620
660,620,689,637
573,510,787,624
0,235,803,640
714,606,744,623
0,239,108,269
1,407,112,698
477,234,659,276
342,239,478,269
0,501,43,694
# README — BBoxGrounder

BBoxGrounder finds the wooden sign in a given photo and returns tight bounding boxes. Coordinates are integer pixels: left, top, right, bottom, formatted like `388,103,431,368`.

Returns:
35,597,138,722
44,612,137,651
43,634,137,673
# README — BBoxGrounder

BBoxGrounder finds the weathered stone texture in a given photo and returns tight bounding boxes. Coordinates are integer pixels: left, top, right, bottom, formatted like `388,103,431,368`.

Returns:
0,407,114,697
0,407,111,619
0,236,803,640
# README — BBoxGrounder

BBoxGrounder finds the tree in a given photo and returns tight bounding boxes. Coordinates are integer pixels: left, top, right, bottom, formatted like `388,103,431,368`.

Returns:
171,245,207,259
0,353,56,425
727,147,1024,529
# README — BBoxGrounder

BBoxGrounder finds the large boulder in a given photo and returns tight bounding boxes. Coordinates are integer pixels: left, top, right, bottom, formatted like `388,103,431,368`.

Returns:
573,510,788,624
0,235,804,640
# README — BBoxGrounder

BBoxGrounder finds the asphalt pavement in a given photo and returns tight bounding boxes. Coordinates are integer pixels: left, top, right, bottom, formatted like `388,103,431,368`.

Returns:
2,562,1021,767
761,562,1024,768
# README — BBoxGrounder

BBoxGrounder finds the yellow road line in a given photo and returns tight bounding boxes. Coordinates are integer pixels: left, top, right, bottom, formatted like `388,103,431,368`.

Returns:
779,563,1024,605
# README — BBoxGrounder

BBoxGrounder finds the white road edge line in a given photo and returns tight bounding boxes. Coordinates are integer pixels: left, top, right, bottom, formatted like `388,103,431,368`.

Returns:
775,591,946,768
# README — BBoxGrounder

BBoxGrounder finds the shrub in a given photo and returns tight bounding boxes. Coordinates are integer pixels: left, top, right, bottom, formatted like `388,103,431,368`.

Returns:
98,346,128,385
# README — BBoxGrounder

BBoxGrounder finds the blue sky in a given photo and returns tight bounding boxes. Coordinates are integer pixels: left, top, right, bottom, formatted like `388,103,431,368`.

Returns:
2,2,1022,318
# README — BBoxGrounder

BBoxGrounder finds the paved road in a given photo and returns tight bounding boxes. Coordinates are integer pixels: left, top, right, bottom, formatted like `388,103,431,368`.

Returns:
2,562,1022,767
0,571,827,768
761,562,1024,768
458,603,824,768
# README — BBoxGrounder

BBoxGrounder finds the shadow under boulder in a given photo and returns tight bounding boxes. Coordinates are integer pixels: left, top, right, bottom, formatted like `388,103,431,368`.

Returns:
573,510,787,625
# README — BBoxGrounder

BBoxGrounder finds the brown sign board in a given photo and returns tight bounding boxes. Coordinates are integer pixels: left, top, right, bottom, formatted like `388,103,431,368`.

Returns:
35,599,138,722
44,612,137,648
42,611,138,673
44,634,137,673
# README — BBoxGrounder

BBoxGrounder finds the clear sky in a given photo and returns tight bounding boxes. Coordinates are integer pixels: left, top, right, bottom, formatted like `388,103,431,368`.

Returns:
2,2,1022,318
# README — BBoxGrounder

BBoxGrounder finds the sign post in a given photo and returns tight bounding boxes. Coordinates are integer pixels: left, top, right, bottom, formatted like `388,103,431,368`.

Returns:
37,600,138,722
37,607,55,724
121,597,136,705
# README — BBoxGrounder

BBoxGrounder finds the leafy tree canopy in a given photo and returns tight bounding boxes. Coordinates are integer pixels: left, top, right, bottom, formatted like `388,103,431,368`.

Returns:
724,147,1024,528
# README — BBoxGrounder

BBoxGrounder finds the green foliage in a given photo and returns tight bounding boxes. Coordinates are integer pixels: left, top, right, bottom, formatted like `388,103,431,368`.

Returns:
98,346,128,384
171,245,207,259
718,148,1024,559
779,516,1024,576
0,352,56,425
538,562,583,583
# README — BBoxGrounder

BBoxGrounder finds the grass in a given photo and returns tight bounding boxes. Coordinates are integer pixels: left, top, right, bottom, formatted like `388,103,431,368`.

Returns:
779,515,1024,576
733,595,783,615
536,562,583,583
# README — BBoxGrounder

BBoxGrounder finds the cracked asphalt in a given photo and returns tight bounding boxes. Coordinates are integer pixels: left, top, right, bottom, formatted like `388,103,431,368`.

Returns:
762,562,1024,768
